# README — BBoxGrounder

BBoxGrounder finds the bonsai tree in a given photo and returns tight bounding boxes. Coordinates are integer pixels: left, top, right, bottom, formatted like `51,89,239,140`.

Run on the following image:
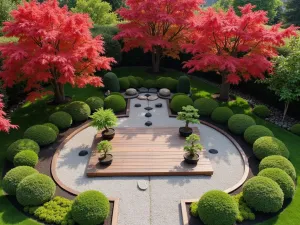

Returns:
177,105,200,137
97,140,112,158
184,134,203,164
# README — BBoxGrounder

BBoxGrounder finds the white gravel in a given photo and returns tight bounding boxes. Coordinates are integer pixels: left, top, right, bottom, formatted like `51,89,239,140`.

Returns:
55,94,246,225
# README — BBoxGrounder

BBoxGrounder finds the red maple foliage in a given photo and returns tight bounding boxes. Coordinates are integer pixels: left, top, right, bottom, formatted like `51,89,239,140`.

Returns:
114,0,204,73
0,0,115,104
183,4,298,100
0,94,17,132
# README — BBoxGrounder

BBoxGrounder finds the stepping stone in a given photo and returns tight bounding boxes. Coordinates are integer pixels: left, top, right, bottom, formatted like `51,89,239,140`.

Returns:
145,121,152,127
139,87,148,93
138,95,148,100
145,94,151,97
155,103,162,108
149,88,158,93
144,107,153,111
148,95,158,101
138,180,149,190
145,112,152,117
135,103,141,107
209,149,218,154
79,150,88,156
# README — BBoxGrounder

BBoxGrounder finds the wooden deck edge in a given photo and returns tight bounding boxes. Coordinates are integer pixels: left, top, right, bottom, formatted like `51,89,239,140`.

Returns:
180,199,199,225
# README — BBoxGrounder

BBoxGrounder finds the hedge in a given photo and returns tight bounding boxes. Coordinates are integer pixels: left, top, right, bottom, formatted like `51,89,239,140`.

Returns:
211,107,234,124
170,95,193,113
243,125,274,145
16,173,56,206
101,33,122,64
71,190,110,225
243,176,284,213
253,105,271,118
43,123,59,135
193,98,219,116
103,72,120,92
13,150,38,167
24,125,57,146
177,76,190,94
49,111,73,130
2,166,38,195
228,114,256,135
65,101,91,122
104,94,126,113
259,155,296,180
86,97,104,111
6,139,40,162
253,136,289,160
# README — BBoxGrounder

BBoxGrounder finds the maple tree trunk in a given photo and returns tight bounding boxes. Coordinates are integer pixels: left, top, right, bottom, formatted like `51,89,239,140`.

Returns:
282,102,289,122
52,81,66,104
219,73,230,101
152,48,161,73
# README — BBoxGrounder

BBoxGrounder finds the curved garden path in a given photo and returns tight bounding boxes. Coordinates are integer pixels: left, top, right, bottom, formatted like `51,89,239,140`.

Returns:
54,94,247,225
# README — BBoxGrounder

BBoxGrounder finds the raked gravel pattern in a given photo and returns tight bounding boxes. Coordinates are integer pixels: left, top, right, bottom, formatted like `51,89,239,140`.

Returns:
55,94,245,225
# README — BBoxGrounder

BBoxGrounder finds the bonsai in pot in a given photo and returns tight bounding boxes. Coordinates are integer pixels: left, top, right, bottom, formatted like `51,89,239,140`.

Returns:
183,134,203,164
90,108,118,140
97,140,113,165
177,105,200,137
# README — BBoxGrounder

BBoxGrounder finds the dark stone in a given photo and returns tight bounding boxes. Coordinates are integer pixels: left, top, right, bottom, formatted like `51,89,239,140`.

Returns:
144,107,153,111
145,94,151,97
208,149,218,154
155,103,162,108
135,103,141,107
79,150,88,156
145,112,152,118
145,121,152,126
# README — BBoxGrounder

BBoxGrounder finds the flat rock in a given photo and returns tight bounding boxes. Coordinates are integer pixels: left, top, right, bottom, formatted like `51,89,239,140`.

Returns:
145,121,152,127
79,150,88,156
159,88,171,97
149,88,158,93
155,103,163,108
135,103,141,107
144,107,153,111
145,112,152,118
138,180,149,190
138,95,148,100
126,88,138,96
148,95,158,101
139,87,148,93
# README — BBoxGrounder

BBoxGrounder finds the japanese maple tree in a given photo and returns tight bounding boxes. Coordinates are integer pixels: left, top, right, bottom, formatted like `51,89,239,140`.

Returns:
0,0,115,104
0,94,17,132
114,0,204,73
183,4,297,101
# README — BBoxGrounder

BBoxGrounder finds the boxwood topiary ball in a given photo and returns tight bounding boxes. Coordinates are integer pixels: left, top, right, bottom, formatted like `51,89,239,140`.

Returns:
6,139,40,162
244,125,274,145
193,98,219,116
228,114,256,135
13,150,38,167
71,190,110,225
258,168,295,199
177,76,190,94
24,125,57,146
128,76,139,88
243,176,284,213
2,166,38,195
43,123,59,135
211,107,234,123
86,97,104,112
156,77,169,89
259,155,296,180
253,105,271,118
143,79,156,89
103,72,120,92
16,173,56,206
65,101,91,122
165,78,178,92
104,95,126,113
170,95,193,113
119,77,130,90
198,190,238,225
290,124,300,136
49,111,73,130
253,136,289,160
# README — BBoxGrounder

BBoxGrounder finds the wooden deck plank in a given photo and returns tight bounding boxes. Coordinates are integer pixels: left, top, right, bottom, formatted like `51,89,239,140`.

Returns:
86,127,213,177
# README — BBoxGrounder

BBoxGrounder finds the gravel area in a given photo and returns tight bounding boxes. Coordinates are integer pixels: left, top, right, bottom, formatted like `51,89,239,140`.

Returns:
55,94,246,225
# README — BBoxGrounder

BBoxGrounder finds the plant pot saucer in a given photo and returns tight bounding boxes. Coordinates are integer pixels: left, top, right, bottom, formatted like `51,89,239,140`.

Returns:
99,154,113,165
102,128,115,140
183,153,199,164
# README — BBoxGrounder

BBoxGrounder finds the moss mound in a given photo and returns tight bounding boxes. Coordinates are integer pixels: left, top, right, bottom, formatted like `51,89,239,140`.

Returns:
170,95,193,113
6,139,40,162
211,107,234,123
49,111,73,130
13,150,38,167
86,97,104,111
244,125,274,145
228,114,256,135
104,94,126,113
65,101,91,122
193,98,219,116
24,125,57,146
43,123,59,135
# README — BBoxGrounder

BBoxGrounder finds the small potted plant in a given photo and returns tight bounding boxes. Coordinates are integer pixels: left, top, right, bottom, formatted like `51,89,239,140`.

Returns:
177,105,200,137
97,140,113,165
90,108,118,140
183,134,203,164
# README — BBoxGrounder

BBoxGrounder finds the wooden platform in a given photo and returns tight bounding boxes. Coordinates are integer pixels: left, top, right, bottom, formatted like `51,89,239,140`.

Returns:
86,127,214,177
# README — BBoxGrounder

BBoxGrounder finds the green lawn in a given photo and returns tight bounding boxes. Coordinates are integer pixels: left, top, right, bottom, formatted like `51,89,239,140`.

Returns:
1,67,300,225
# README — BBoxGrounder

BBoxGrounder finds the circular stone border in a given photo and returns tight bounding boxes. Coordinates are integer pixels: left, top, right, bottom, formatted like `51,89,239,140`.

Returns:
51,120,249,196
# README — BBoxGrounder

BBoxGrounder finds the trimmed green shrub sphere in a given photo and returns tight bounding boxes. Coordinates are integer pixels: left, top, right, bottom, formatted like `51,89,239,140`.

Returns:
24,125,57,146
86,97,104,111
211,107,234,124
193,98,219,116
143,79,156,89
3,166,38,195
171,93,186,100
177,76,190,94
244,125,274,145
243,176,284,213
6,139,40,162
119,77,130,90
135,77,144,87
43,123,59,135
65,101,91,122
253,105,271,118
290,124,300,136
104,94,126,113
198,190,238,225
259,155,296,180
13,150,38,167
110,92,123,97
228,114,256,135
16,173,56,206
156,77,169,89
258,168,295,199
103,72,120,92
49,111,72,130
71,190,110,225
253,136,289,160
165,78,178,92
170,95,193,113
128,76,139,88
